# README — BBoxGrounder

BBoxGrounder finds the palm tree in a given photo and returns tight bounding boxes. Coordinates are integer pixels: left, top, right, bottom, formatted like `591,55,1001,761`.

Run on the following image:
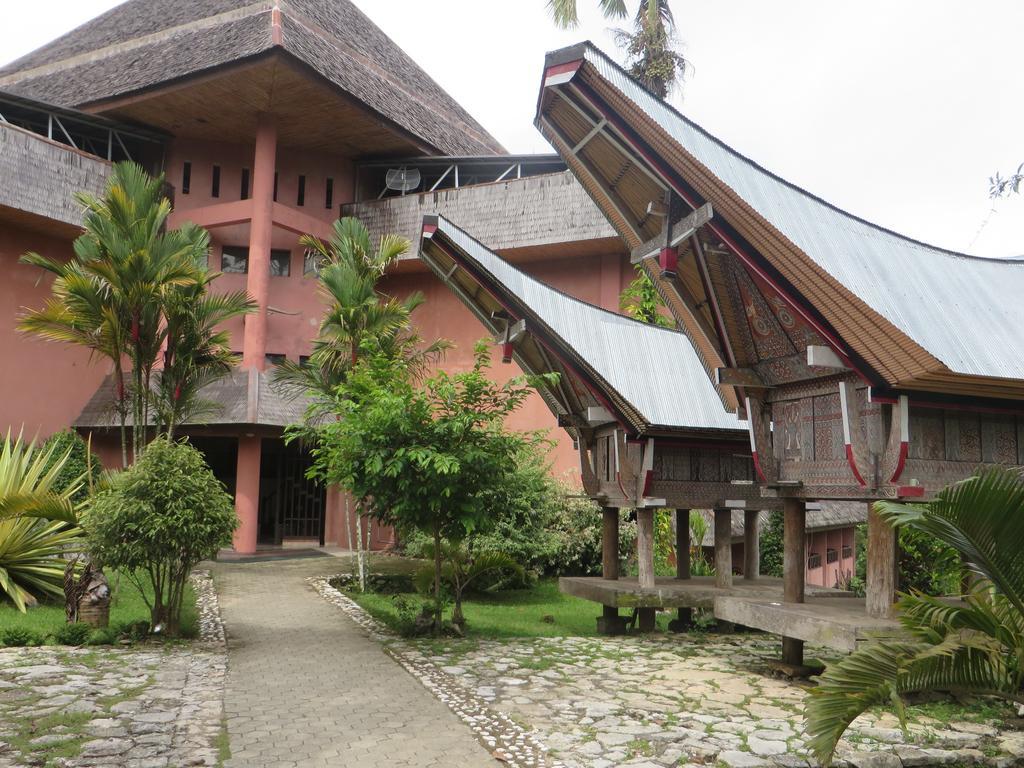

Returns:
804,467,1024,765
21,163,253,462
548,0,688,98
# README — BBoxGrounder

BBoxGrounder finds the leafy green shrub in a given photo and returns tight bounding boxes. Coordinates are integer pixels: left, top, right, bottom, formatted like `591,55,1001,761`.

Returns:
82,438,236,636
1,626,44,647
760,510,784,578
898,527,960,595
110,619,151,642
87,627,116,646
0,518,82,611
54,621,93,646
39,430,100,503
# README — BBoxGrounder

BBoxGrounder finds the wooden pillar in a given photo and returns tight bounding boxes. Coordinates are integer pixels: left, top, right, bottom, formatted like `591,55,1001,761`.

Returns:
866,504,898,619
675,509,690,580
781,498,807,667
637,607,656,632
714,508,733,588
669,509,692,632
602,507,619,580
783,498,806,603
743,509,760,580
636,508,655,590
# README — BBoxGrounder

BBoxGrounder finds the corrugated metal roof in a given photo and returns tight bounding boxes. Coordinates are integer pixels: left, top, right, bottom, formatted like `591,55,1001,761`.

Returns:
433,216,742,432
579,45,1024,381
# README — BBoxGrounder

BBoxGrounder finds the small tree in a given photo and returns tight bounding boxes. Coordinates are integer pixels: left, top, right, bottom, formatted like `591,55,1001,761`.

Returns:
311,342,553,632
82,438,236,635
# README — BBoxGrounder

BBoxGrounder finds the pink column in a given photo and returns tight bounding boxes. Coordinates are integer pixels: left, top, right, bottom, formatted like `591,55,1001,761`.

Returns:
242,114,277,370
599,253,621,311
233,436,261,553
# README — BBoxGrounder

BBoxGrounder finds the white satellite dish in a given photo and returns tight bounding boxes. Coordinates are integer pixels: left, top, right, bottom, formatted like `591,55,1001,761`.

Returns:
385,167,421,194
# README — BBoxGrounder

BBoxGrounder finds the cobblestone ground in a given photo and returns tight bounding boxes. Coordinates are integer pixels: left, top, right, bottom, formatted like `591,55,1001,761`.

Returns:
0,572,226,768
211,556,496,768
411,633,1024,768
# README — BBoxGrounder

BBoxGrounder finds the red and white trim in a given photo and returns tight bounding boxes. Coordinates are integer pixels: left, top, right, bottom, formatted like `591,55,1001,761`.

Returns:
890,395,910,483
838,381,867,486
745,396,767,482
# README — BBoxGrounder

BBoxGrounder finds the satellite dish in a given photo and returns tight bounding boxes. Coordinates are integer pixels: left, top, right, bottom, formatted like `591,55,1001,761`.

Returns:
385,167,421,194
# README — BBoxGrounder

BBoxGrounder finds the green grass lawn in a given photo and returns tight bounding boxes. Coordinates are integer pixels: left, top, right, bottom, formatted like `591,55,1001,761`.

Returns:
346,577,689,638
0,570,198,644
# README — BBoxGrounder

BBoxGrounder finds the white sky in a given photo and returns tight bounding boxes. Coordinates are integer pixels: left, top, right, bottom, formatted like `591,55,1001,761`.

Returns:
2,1,1022,257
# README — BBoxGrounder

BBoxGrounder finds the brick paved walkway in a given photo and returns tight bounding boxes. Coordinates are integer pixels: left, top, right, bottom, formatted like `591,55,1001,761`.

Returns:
211,556,495,768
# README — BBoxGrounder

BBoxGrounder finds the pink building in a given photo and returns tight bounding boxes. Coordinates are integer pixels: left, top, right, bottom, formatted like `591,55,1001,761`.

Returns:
0,0,859,573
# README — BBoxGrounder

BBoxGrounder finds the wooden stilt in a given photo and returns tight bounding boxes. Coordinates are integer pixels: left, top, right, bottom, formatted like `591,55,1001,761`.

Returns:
669,508,692,632
866,503,897,619
776,498,808,672
597,507,627,635
637,508,656,590
637,607,656,632
714,508,733,588
743,509,760,580
602,507,619,580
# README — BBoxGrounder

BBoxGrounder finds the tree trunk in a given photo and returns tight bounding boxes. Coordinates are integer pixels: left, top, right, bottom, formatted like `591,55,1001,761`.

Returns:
433,523,443,634
354,511,366,592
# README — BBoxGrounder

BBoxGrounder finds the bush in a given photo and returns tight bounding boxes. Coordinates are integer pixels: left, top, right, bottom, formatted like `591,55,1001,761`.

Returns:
87,627,116,646
542,493,637,576
760,510,784,578
82,438,236,636
39,430,101,503
53,621,93,646
1,626,44,647
898,526,961,595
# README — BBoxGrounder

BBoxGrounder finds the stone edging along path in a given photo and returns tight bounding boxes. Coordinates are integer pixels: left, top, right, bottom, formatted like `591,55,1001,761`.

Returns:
309,575,563,768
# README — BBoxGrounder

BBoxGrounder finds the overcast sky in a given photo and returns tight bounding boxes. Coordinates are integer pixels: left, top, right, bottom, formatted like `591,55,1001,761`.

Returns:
3,1,1022,257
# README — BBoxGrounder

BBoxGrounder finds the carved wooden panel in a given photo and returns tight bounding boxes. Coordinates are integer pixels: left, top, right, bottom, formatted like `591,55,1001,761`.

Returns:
944,413,982,463
982,415,1018,464
813,392,842,462
909,409,945,461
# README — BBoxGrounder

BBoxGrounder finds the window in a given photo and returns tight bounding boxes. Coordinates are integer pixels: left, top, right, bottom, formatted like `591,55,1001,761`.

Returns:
221,246,248,274
273,172,278,202
270,249,291,277
807,552,822,569
265,353,286,366
841,544,853,560
211,165,221,198
297,175,306,206
299,355,311,368
325,177,334,209
182,162,191,194
303,248,324,276
221,247,291,276
240,168,250,200
826,548,838,564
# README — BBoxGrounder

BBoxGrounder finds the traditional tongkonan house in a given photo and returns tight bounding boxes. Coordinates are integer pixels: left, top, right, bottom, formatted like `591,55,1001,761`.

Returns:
419,215,860,634
535,42,1024,668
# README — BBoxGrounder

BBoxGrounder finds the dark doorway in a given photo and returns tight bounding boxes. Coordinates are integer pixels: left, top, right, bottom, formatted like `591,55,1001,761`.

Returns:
257,439,326,546
188,436,238,498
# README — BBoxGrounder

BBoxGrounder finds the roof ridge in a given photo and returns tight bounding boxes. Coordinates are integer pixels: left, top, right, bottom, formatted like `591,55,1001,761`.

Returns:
278,1,500,153
0,1,273,88
577,42,1024,263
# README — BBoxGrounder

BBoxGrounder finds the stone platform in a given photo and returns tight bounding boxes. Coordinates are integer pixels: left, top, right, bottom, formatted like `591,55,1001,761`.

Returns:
558,575,848,609
714,595,904,652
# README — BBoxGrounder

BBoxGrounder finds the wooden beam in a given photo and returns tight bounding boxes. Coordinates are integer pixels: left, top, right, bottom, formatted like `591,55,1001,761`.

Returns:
866,504,897,619
602,507,619,580
637,508,656,590
716,367,769,388
631,203,714,264
807,345,848,371
744,509,760,580
586,406,615,426
714,508,733,589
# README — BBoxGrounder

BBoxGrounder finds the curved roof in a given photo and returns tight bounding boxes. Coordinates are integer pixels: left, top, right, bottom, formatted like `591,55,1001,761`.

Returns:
424,216,742,434
0,0,503,156
545,43,1024,386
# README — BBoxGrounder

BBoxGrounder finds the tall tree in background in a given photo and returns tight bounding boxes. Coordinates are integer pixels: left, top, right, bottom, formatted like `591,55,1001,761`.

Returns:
548,0,688,98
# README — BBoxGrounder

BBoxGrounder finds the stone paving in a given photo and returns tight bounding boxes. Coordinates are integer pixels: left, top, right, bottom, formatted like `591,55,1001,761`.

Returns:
211,556,496,768
313,573,1024,768
0,571,226,768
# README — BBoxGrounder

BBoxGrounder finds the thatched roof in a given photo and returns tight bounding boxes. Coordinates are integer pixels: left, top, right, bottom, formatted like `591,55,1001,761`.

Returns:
347,171,621,259
0,0,503,156
75,369,307,429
